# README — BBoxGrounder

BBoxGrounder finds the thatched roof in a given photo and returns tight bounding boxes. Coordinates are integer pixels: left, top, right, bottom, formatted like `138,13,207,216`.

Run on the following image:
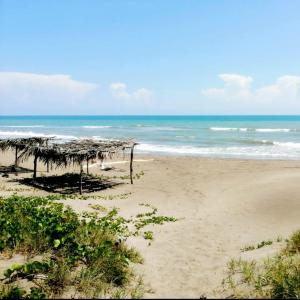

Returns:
18,138,137,168
0,137,54,152
0,137,138,191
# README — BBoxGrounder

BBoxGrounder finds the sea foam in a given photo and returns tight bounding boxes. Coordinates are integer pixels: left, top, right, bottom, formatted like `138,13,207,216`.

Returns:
0,130,77,140
210,127,249,132
255,128,291,132
136,142,300,159
82,126,113,129
210,127,293,132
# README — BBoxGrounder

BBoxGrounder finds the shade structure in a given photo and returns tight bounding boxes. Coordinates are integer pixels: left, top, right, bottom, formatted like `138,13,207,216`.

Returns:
0,137,54,167
7,138,137,194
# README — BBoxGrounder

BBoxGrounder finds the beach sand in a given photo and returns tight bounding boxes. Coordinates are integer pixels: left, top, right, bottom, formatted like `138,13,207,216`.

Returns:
1,150,300,298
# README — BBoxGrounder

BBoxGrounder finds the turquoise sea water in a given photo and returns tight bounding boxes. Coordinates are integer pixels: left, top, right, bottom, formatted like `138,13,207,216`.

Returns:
1,115,300,159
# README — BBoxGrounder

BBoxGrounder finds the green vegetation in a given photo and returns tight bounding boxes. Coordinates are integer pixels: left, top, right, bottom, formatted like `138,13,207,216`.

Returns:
240,245,256,252
43,192,132,201
96,170,145,181
118,171,145,180
88,203,108,212
224,230,300,298
0,195,177,299
143,231,154,241
256,240,273,249
134,203,177,231
0,285,46,299
241,239,274,252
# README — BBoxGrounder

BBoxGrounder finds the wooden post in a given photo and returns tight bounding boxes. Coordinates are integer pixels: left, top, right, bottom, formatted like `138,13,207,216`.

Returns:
46,140,49,173
79,162,83,195
33,155,38,179
15,147,18,167
130,145,134,184
86,158,89,174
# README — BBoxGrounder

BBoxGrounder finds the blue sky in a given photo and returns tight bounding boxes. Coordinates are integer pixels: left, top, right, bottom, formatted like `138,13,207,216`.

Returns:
0,0,300,114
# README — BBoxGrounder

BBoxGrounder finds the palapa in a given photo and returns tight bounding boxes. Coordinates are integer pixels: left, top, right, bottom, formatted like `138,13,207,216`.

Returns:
0,137,54,167
0,137,137,194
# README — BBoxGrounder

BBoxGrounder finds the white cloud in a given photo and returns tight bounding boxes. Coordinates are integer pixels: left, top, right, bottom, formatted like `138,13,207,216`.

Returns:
109,82,130,99
0,72,98,100
256,76,300,102
0,72,99,114
110,82,151,100
219,74,253,89
201,74,300,105
201,74,253,100
133,88,152,99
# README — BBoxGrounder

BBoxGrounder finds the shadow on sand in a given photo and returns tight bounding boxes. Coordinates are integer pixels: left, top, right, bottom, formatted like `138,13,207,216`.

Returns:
15,173,123,194
0,165,33,176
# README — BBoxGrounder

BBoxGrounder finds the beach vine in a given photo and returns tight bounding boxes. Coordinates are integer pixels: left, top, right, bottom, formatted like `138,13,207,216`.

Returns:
0,195,177,299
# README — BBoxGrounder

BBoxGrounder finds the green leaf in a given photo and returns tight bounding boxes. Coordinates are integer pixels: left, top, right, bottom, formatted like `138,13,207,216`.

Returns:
53,239,61,248
55,224,63,231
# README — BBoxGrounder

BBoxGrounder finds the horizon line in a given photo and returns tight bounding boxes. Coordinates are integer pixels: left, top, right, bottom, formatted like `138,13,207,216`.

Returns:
1,114,300,117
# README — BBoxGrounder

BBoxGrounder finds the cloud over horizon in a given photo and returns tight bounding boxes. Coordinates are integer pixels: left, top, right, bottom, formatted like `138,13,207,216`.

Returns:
0,72,99,113
200,74,300,114
0,72,98,99
1,71,300,115
0,72,154,114
202,73,300,103
109,82,152,100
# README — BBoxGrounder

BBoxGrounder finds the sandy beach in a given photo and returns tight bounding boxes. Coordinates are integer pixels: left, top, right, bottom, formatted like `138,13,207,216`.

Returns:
1,150,300,298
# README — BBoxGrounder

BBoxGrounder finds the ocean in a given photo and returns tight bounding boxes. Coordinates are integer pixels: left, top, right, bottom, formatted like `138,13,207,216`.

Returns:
1,115,300,159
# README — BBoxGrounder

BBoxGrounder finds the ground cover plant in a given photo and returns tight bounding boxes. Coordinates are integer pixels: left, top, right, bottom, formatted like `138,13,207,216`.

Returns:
95,170,145,182
0,195,177,299
43,192,132,201
223,230,300,298
241,239,274,252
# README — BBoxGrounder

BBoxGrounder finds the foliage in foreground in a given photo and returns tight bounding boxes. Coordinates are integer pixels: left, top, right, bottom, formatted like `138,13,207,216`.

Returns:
223,230,300,299
0,195,177,298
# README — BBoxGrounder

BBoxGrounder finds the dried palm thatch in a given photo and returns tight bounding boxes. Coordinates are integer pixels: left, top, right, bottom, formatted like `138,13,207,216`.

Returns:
0,137,54,167
17,138,137,194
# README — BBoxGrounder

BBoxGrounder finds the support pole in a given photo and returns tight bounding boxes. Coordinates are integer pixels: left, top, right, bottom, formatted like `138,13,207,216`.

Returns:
46,140,49,173
86,158,89,174
79,162,83,195
130,145,134,184
15,147,18,167
33,155,38,179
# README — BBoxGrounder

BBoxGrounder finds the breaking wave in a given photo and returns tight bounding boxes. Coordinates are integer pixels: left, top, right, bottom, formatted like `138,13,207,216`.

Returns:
210,127,295,132
82,126,113,129
136,142,300,159
0,130,77,140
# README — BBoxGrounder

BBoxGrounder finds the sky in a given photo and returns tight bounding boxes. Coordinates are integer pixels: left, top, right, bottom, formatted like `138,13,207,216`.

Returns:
0,0,300,115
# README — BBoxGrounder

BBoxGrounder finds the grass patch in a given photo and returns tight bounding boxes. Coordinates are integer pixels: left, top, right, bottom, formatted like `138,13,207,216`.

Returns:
241,239,274,252
133,203,177,231
241,245,256,252
43,192,132,201
0,195,177,298
96,170,145,181
224,230,300,298
88,203,108,212
143,231,154,241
